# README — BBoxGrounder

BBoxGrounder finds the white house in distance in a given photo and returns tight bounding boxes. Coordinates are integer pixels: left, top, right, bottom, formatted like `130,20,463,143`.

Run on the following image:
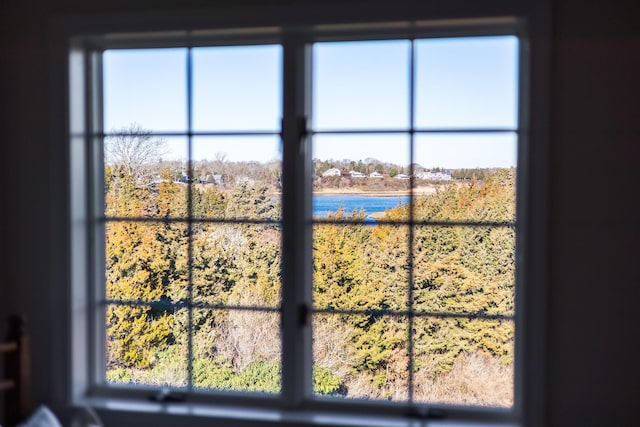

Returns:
395,173,410,180
369,171,383,178
322,168,341,177
416,170,453,181
349,171,365,178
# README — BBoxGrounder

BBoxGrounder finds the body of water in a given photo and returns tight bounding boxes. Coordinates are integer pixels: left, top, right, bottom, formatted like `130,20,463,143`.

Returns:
313,195,409,218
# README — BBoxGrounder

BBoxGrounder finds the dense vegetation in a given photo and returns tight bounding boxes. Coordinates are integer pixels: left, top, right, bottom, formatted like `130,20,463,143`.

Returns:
104,160,515,406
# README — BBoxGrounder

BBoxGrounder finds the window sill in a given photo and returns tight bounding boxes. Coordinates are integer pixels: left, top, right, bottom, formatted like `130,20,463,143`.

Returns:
79,397,519,427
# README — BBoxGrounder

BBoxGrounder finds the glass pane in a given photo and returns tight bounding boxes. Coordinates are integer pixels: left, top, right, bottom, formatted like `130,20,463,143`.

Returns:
192,45,282,132
312,134,410,222
105,222,189,303
313,313,408,400
313,223,408,311
313,41,410,130
193,224,281,309
104,49,187,132
413,133,517,223
106,306,188,387
191,136,282,220
413,317,514,407
192,309,281,394
415,36,518,129
413,226,515,317
105,136,189,218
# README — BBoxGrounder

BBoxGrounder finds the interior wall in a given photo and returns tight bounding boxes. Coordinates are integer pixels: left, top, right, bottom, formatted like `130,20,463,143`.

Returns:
0,0,10,331
0,0,638,426
546,1,639,425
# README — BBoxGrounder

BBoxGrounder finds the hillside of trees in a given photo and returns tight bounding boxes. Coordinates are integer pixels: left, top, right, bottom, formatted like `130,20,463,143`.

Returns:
104,164,515,406
103,130,515,406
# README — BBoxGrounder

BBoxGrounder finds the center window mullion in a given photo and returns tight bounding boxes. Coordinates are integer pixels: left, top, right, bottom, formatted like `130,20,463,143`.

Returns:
280,33,314,407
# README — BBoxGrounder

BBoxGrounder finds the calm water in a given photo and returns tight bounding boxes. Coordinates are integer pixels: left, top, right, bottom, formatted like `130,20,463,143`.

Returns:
313,195,409,218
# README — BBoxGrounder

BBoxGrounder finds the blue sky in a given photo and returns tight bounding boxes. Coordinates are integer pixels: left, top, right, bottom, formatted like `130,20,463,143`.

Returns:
103,36,518,169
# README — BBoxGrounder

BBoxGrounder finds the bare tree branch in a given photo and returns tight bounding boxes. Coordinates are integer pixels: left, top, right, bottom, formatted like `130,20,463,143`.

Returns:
105,123,168,185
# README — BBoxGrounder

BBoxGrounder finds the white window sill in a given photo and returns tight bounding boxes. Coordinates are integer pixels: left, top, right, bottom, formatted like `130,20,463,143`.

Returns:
78,397,519,427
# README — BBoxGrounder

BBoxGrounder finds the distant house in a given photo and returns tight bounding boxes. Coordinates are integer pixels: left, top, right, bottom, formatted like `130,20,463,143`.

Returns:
395,173,410,180
417,171,452,181
349,171,365,178
369,171,383,178
322,168,341,177
178,172,192,183
204,174,224,185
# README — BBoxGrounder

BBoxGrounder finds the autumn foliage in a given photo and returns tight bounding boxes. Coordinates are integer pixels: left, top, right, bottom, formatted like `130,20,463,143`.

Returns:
104,164,515,406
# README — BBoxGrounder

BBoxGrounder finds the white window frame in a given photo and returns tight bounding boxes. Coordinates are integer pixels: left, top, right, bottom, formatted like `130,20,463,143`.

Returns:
50,2,550,426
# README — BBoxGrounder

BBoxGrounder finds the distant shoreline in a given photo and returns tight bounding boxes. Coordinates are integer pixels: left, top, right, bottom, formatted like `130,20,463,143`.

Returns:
312,185,440,197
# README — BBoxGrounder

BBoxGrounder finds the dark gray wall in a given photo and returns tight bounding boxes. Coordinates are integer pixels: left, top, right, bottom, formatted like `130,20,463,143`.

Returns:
0,0,638,426
546,1,639,425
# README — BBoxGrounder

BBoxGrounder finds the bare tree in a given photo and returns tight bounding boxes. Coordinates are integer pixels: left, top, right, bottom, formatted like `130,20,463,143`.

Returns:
105,123,167,184
214,151,227,164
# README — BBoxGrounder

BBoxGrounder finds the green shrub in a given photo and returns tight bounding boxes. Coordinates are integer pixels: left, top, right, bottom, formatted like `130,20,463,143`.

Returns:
313,367,346,396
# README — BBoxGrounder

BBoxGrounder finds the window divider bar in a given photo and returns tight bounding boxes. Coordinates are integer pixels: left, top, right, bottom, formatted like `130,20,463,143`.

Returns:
281,32,313,408
89,48,106,390
311,128,517,135
407,38,416,406
310,219,516,228
103,299,282,313
186,46,194,391
310,307,515,322
100,217,282,225
99,299,515,322
95,128,517,137
100,130,281,137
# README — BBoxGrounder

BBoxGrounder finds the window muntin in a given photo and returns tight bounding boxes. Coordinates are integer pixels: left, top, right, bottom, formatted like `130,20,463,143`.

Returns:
94,26,521,415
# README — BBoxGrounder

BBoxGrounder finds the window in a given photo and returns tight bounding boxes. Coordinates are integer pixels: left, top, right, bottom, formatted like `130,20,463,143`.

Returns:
65,8,535,425
310,36,518,407
101,44,284,395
